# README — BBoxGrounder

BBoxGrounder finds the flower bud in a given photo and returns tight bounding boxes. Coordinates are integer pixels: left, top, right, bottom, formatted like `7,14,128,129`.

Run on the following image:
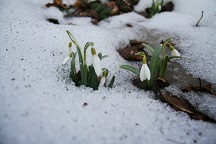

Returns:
68,42,72,48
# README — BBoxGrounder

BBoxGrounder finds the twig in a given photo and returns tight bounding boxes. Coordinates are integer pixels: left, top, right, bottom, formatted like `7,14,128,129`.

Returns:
198,78,201,90
196,11,204,27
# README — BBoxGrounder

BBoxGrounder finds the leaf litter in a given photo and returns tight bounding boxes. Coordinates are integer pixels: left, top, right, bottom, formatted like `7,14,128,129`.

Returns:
45,0,215,123
120,39,216,123
45,0,174,24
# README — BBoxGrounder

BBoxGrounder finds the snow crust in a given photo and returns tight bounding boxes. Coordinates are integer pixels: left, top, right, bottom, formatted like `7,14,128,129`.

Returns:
1,0,216,144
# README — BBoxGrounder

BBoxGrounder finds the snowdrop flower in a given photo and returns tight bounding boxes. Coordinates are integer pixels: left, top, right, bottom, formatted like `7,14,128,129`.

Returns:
140,55,151,81
91,48,102,76
99,69,108,87
170,46,180,57
158,4,161,11
62,42,72,65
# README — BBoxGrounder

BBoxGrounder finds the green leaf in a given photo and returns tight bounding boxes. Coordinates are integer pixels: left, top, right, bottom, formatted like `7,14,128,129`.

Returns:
119,65,140,76
136,52,145,57
84,42,94,65
66,30,84,65
159,55,169,78
143,43,154,54
89,1,112,20
98,52,109,60
70,52,78,83
149,45,162,86
108,76,115,88
80,64,88,86
102,55,109,60
168,56,181,60
66,30,81,48
76,46,84,66
87,65,99,90
98,53,102,59
157,55,181,78
161,0,164,7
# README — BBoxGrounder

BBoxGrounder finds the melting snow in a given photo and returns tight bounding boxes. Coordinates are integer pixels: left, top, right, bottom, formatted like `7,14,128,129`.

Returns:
0,0,216,144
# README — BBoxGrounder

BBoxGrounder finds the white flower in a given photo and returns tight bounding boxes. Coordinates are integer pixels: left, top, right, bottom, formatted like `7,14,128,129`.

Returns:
62,42,72,65
99,69,108,87
158,4,161,11
170,46,180,57
171,49,180,57
91,48,102,76
139,54,150,81
99,76,106,87
62,56,71,65
140,64,151,81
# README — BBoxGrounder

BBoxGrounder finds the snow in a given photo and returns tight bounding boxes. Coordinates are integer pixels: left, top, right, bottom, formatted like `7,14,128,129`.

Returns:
0,0,216,144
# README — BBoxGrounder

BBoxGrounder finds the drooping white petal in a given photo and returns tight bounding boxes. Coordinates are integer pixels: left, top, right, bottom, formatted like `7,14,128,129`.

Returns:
140,64,151,81
144,64,151,80
62,56,71,65
92,55,102,76
158,4,161,11
99,76,106,87
140,64,145,81
171,49,180,57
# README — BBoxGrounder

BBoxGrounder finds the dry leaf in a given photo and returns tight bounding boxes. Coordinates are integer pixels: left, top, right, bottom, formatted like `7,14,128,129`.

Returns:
159,90,216,123
132,78,151,90
118,40,150,61
73,0,88,9
156,77,170,89
182,84,216,96
161,1,174,12
107,1,119,15
45,0,68,9
118,46,143,61
114,0,139,13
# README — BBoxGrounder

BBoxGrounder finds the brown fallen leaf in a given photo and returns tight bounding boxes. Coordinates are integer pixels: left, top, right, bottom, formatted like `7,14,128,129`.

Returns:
114,0,139,13
118,40,151,61
159,90,216,123
161,1,174,12
107,1,119,15
132,77,170,92
118,46,143,61
73,0,88,9
45,0,68,9
65,0,114,24
156,77,170,89
129,40,146,47
132,78,151,91
182,84,216,96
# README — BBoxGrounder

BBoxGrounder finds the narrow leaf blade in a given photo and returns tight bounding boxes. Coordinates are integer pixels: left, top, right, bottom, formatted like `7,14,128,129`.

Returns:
143,43,154,54
87,65,99,90
108,76,115,88
149,45,162,86
119,65,140,76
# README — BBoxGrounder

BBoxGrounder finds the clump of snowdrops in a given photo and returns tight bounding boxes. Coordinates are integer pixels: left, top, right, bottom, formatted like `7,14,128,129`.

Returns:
148,0,164,18
62,30,115,90
120,38,181,90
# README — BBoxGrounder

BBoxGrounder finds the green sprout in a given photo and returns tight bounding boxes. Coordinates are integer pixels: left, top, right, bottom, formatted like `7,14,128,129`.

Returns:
120,38,181,90
63,30,115,90
148,0,164,18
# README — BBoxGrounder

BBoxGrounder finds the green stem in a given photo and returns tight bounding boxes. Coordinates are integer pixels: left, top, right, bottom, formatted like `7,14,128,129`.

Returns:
147,80,151,87
161,43,167,60
84,42,94,65
66,30,84,63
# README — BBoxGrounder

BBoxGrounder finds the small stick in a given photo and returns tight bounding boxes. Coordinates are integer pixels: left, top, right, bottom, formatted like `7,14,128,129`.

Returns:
198,78,201,90
196,11,204,27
